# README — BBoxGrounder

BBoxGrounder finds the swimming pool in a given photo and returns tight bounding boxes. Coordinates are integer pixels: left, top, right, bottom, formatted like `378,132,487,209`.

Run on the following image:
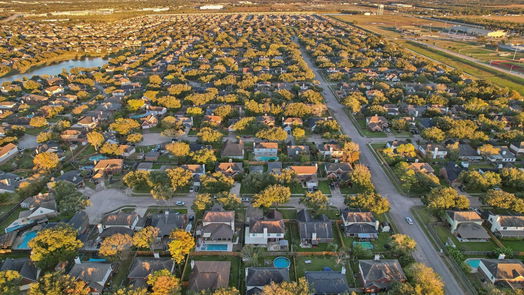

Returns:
202,244,228,251
256,156,278,161
465,258,481,272
16,231,37,249
273,257,290,268
88,258,107,262
353,241,374,250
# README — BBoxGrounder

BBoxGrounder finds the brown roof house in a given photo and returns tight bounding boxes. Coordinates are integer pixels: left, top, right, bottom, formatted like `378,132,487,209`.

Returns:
341,209,379,239
366,115,388,132
245,208,286,250
93,159,123,181
478,259,524,290
188,260,231,292
359,259,406,293
68,261,113,295
198,206,235,252
246,267,290,295
0,143,18,165
446,211,490,242
127,257,174,288
254,142,278,161
221,140,244,160
217,162,243,178
290,165,318,190
488,214,524,239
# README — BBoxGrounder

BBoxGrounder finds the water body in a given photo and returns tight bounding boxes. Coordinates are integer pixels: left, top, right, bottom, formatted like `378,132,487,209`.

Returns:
0,58,107,84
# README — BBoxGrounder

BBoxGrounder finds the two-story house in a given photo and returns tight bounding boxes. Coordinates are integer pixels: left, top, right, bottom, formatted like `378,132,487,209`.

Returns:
488,214,524,239
253,142,278,161
341,209,379,239
245,208,286,250
198,206,235,252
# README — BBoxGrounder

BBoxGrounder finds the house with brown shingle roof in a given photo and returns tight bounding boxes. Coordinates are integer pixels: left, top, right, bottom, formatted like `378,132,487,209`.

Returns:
198,206,235,251
446,211,490,242
358,259,406,293
366,115,388,132
254,142,278,161
0,143,18,165
290,165,318,189
60,129,86,143
188,260,231,292
93,159,123,180
217,162,243,177
221,140,244,159
245,209,285,248
341,208,379,239
488,214,524,239
478,259,524,290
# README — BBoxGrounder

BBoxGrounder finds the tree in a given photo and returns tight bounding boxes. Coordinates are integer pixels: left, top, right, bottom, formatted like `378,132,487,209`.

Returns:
390,234,417,256
262,277,310,295
110,118,140,135
426,186,470,210
349,164,374,192
133,226,160,251
197,127,223,143
53,181,89,219
284,103,311,117
200,172,234,193
113,287,149,295
191,149,217,164
459,170,501,191
99,233,133,261
199,287,240,295
29,116,48,128
484,189,524,213
157,96,181,109
256,127,288,141
216,192,242,210
478,144,500,156
341,141,360,164
192,193,213,213
33,151,59,171
123,170,151,191
421,127,446,142
404,263,445,295
87,131,105,151
241,173,277,192
0,270,21,295
500,167,524,190
165,142,190,157
28,272,90,295
252,185,291,208
100,142,123,156
292,128,306,140
166,167,192,191
345,193,390,215
168,230,195,264
273,168,296,185
127,99,145,111
29,225,82,270
302,191,328,211
127,133,143,143
241,245,263,266
36,131,53,143
147,269,181,295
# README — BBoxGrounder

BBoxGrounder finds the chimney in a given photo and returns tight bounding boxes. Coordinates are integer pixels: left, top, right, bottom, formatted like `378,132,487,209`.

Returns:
74,257,81,264
498,253,506,260
154,252,160,259
97,224,103,234
164,210,169,223
374,254,380,261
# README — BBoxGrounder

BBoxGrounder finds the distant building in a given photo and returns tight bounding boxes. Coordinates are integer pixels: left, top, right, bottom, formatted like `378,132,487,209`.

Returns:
450,25,506,38
200,5,224,10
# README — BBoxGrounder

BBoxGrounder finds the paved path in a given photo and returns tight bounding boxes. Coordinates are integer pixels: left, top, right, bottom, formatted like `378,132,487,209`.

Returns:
298,44,466,295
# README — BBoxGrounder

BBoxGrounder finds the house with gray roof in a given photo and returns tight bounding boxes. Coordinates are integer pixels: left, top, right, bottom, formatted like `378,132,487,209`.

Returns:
297,209,333,246
188,260,231,292
245,208,285,248
0,258,39,289
56,170,84,187
221,140,244,159
150,210,188,237
0,171,21,193
358,259,406,293
68,262,112,295
305,271,350,295
341,208,379,239
446,210,489,242
246,267,290,295
478,259,524,290
127,257,174,287
488,214,524,239
198,206,235,251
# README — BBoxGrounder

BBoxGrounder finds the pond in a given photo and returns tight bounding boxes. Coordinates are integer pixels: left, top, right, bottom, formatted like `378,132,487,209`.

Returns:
0,58,107,84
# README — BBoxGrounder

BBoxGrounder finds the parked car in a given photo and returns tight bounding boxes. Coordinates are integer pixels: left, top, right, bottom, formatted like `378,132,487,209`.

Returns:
175,201,185,206
405,217,414,225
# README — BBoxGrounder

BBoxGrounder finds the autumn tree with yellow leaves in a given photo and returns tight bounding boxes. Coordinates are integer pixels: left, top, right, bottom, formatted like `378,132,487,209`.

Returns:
168,230,195,264
29,225,83,270
33,152,59,171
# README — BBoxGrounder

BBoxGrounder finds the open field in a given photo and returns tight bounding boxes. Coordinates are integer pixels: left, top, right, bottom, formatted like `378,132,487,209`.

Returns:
453,15,524,24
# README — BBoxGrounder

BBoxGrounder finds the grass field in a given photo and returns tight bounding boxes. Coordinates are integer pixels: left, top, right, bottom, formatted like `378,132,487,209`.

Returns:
454,15,524,24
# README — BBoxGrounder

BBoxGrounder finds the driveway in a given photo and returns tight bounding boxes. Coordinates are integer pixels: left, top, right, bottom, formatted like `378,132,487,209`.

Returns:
138,133,173,146
18,134,37,150
298,44,466,295
82,188,196,224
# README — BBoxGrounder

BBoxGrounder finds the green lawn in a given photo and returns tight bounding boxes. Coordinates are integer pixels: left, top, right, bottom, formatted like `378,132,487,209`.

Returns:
353,116,387,138
109,255,133,290
278,209,297,220
318,180,331,195
501,240,524,252
0,207,24,233
295,256,342,277
434,222,497,252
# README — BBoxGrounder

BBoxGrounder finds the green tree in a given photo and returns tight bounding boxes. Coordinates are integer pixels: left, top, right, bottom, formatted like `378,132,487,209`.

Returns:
0,270,21,295
53,181,90,219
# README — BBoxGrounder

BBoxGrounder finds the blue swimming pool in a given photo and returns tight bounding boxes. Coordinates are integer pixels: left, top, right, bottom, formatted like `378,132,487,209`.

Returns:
88,258,107,262
466,259,481,270
353,241,374,250
202,244,228,251
256,156,278,161
16,231,37,249
273,257,290,268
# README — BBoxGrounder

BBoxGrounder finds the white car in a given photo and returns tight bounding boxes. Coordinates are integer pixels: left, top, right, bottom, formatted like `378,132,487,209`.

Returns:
405,217,414,225
175,201,185,206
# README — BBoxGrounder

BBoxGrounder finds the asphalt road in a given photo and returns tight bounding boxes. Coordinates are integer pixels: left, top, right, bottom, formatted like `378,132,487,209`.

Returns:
298,45,466,295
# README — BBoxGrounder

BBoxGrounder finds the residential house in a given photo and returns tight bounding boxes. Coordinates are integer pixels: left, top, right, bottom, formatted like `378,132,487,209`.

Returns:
408,162,435,174
446,211,490,242
486,147,517,163
188,260,231,292
478,259,524,290
256,115,275,127
149,210,188,238
217,162,243,178
341,209,379,239
141,115,159,129
325,163,352,183
287,145,310,160
199,206,235,251
305,271,350,295
0,171,20,193
68,211,90,239
459,144,483,161
297,209,333,246
204,115,222,126
221,140,244,159
100,211,141,231
93,159,123,180
440,162,465,186
488,214,524,239
0,143,18,165
246,267,290,295
0,258,39,290
75,116,98,129
290,165,318,189
319,143,343,158
384,104,399,116
253,142,278,161
69,262,113,295
127,257,174,287
509,142,524,155
267,162,282,175
60,129,86,143
366,115,388,132
181,164,205,189
417,143,448,159
245,208,286,249
359,259,406,293
118,145,136,158
44,86,64,96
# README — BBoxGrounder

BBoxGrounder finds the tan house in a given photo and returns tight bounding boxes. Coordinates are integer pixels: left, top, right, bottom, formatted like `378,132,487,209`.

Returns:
0,143,18,165
93,159,124,180
366,115,388,132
